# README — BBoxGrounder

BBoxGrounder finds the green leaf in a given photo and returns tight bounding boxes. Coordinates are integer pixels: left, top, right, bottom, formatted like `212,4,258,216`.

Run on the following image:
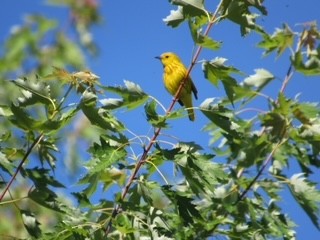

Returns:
78,173,100,197
56,33,85,68
243,68,274,88
38,138,58,171
29,188,65,213
115,213,135,234
288,173,320,229
162,185,203,225
0,105,13,117
144,100,183,127
189,19,221,50
23,167,65,189
260,112,287,139
163,7,185,27
171,0,207,17
80,90,125,131
200,100,240,137
101,80,148,110
221,0,265,36
10,104,39,131
144,100,168,128
27,15,57,36
86,136,127,174
291,51,320,76
20,209,42,238
258,24,294,57
292,102,320,125
202,58,241,104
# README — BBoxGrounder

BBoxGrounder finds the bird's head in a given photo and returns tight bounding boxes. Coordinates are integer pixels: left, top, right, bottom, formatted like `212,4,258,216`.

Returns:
155,52,181,66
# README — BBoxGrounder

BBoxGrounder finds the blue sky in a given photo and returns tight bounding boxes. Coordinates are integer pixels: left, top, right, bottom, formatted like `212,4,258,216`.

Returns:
1,0,320,238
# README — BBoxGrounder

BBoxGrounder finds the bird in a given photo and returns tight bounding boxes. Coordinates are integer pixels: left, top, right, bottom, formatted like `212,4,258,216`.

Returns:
155,52,198,121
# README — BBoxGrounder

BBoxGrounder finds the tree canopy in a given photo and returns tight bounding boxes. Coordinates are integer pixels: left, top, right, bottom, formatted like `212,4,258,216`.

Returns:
0,0,319,239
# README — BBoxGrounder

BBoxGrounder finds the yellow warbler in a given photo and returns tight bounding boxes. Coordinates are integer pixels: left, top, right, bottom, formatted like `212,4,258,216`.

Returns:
156,52,198,121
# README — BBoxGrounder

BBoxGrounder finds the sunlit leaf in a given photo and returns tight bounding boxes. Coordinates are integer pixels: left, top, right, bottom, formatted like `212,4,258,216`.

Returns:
171,0,207,17
162,185,203,225
200,100,240,137
12,78,54,108
258,24,294,57
86,136,127,173
101,80,148,110
0,105,13,116
288,173,320,229
243,68,274,88
291,51,320,76
20,210,41,238
189,20,221,50
29,188,65,213
163,6,185,27
115,213,135,234
221,0,266,35
80,90,125,131
202,58,241,104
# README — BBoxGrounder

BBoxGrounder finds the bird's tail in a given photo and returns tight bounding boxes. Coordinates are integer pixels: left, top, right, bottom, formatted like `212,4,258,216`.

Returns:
187,107,195,121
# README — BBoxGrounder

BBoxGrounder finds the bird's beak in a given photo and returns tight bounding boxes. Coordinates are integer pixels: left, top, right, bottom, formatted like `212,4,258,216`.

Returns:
155,56,161,60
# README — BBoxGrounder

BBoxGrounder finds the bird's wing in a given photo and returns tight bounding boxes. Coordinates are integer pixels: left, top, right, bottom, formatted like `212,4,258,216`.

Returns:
178,99,184,106
190,79,198,100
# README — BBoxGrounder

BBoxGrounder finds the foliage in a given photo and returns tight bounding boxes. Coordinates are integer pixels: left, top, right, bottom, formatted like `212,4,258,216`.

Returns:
0,0,320,239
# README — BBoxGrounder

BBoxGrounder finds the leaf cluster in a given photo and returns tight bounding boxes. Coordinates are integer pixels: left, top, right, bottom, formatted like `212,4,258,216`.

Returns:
0,0,320,239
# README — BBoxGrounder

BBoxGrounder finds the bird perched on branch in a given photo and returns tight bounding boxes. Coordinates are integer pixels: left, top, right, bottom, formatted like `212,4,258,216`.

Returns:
156,52,198,121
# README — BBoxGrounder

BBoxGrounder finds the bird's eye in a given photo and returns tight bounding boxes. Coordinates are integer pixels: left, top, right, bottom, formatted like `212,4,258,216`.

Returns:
165,55,169,58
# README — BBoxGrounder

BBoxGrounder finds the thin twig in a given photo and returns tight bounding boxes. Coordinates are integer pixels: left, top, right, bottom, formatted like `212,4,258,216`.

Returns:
236,139,287,203
0,134,44,201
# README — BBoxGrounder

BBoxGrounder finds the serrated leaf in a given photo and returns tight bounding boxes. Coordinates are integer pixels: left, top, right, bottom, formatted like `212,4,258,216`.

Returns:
258,24,294,57
86,136,127,174
289,173,320,229
12,78,55,108
10,104,39,130
78,173,100,197
101,80,148,110
144,100,169,128
171,0,207,17
292,102,320,125
80,91,125,131
144,100,166,127
221,0,265,36
24,167,65,189
189,20,221,50
291,51,320,76
0,105,13,116
29,188,65,213
243,69,274,88
163,7,185,27
202,58,241,104
260,112,287,139
162,185,202,225
200,100,241,138
115,213,135,234
20,209,42,238
99,98,123,110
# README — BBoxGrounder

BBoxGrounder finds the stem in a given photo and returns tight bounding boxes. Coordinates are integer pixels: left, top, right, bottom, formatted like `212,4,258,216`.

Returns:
236,140,286,203
0,134,44,201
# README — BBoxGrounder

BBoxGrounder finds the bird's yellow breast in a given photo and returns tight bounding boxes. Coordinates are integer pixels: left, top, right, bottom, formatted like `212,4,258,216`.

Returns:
163,62,189,96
